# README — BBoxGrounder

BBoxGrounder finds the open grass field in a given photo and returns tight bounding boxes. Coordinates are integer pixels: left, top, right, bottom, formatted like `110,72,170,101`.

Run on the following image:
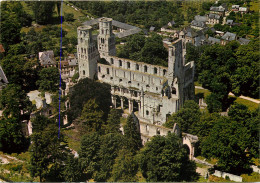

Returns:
20,1,90,38
195,88,259,111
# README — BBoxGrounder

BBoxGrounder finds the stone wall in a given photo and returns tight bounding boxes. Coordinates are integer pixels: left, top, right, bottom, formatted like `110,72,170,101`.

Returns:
213,170,243,182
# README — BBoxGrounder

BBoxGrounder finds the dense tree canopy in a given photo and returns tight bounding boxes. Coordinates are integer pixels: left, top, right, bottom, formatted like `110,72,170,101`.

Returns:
36,67,65,93
117,33,168,66
123,115,142,153
164,100,201,133
30,123,70,181
0,117,27,153
79,99,105,133
72,1,184,29
68,78,111,124
139,133,199,182
30,2,56,25
201,103,259,174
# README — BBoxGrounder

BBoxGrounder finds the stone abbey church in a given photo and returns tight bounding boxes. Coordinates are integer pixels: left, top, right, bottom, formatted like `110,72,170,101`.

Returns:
77,17,196,146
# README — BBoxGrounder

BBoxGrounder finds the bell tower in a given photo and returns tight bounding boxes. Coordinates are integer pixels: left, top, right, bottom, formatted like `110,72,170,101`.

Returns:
97,18,116,57
77,26,99,79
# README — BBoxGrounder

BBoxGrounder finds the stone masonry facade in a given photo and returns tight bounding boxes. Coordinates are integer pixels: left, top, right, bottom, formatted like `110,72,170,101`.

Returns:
77,18,196,151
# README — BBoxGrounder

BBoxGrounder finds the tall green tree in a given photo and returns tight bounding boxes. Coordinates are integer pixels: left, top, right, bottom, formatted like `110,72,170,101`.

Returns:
79,132,101,180
123,114,142,153
139,133,199,182
79,99,104,133
0,117,27,153
111,148,138,182
31,1,56,24
202,114,254,175
105,109,122,134
0,2,22,49
63,155,86,182
36,67,63,93
0,84,33,118
164,100,201,133
93,133,124,182
30,123,69,181
231,40,260,98
68,78,111,123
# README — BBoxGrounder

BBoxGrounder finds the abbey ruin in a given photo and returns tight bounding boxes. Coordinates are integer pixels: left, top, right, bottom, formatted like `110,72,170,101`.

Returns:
77,18,197,157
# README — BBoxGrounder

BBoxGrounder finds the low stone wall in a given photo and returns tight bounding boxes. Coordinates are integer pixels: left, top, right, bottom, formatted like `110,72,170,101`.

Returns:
193,157,213,167
213,170,242,182
251,165,260,174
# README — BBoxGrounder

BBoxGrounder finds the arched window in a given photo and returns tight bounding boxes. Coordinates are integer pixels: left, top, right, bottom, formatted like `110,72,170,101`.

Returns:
83,70,85,75
110,58,114,64
144,65,148,72
136,64,139,70
81,48,83,53
156,128,160,135
146,125,149,132
127,62,130,69
106,68,110,74
172,87,176,95
154,67,158,74
98,66,101,72
119,60,122,67
146,110,149,115
163,69,167,76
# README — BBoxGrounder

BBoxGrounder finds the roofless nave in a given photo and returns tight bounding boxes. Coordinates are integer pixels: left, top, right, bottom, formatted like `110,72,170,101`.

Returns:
77,17,198,159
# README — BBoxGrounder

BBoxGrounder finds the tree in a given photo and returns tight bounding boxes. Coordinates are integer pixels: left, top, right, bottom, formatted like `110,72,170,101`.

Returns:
0,117,27,153
164,100,201,133
79,99,104,133
205,93,222,113
36,67,64,93
123,114,142,153
29,123,69,181
105,109,122,134
68,78,111,123
0,84,34,118
93,133,124,182
0,2,22,49
201,115,253,174
190,112,220,139
63,155,86,182
139,133,199,182
231,40,260,98
111,148,138,182
31,2,55,24
79,132,101,180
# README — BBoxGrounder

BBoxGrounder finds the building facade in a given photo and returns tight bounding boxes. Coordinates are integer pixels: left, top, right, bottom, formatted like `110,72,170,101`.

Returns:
77,17,195,126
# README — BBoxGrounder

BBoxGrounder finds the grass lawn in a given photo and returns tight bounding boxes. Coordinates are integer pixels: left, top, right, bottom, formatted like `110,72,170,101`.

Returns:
233,97,259,111
195,88,259,111
241,172,260,182
20,1,90,38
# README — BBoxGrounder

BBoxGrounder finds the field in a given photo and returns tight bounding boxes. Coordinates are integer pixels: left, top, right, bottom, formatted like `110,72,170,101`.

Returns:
195,88,259,111
20,2,90,38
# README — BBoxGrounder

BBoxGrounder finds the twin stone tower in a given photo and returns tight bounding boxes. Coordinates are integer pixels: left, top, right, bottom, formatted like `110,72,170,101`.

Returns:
77,17,195,141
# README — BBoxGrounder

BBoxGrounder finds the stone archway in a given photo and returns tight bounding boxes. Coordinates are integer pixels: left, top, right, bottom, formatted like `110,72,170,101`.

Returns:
182,133,198,160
